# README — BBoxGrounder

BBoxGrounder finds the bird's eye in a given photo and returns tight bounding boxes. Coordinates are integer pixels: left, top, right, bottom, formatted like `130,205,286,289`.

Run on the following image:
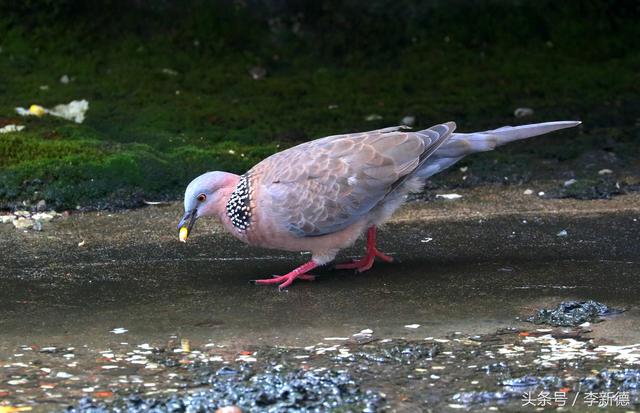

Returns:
197,193,206,202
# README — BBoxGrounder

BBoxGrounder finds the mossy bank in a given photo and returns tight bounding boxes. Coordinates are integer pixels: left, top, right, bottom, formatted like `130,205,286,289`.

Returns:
1,0,638,210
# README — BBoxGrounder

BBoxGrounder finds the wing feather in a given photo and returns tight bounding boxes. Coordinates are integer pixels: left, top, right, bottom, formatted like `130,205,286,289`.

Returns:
253,123,455,236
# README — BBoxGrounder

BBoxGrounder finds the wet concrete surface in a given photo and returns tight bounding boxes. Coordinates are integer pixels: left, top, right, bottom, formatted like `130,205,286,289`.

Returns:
0,188,639,411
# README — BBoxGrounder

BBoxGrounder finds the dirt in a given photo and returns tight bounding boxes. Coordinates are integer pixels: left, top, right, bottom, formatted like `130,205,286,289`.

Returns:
0,188,639,411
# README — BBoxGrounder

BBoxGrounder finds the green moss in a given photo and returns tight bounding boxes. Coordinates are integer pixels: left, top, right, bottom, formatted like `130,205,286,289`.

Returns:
0,0,638,209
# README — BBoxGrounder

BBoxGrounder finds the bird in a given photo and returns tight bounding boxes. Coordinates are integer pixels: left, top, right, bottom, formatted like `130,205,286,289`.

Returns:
178,120,580,288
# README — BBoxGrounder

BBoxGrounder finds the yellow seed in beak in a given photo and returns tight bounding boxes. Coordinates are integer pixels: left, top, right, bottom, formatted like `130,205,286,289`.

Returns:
29,104,46,117
179,226,189,242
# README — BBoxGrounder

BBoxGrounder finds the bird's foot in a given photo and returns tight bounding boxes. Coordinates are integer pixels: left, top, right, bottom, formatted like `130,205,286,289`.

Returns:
251,261,317,289
335,248,394,273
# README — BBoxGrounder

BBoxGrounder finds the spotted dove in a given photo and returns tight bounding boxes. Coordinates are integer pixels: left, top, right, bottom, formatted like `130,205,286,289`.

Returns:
178,120,580,288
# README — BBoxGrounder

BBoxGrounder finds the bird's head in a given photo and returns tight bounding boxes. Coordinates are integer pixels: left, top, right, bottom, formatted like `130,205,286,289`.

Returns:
178,171,239,242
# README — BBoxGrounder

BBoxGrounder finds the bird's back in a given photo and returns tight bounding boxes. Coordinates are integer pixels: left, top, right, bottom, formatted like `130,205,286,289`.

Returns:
244,123,455,239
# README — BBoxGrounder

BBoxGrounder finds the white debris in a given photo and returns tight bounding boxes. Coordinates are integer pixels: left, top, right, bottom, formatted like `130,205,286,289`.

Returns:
161,68,178,76
16,99,89,123
514,107,534,118
436,193,462,200
0,124,25,134
143,200,170,206
249,66,266,80
78,240,86,247
400,116,415,126
56,372,73,379
459,166,468,172
32,212,55,222
404,324,420,329
16,107,34,116
0,211,61,231
60,74,70,84
420,237,433,243
365,114,383,121
236,354,257,362
522,334,640,366
49,99,89,123
12,218,34,229
538,191,545,196
523,189,534,195
354,329,373,336
110,327,128,334
598,168,613,175
563,178,577,187
556,230,568,237
323,337,349,341
40,85,49,90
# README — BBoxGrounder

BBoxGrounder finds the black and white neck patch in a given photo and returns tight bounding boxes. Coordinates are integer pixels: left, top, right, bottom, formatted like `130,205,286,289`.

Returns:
226,175,252,232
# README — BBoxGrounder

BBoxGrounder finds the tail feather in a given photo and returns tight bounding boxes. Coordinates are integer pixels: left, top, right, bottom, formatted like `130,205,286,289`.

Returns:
416,120,581,179
484,120,582,145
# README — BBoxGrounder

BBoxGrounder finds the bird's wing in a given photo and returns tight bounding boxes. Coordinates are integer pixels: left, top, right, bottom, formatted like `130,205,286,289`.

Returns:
254,122,455,237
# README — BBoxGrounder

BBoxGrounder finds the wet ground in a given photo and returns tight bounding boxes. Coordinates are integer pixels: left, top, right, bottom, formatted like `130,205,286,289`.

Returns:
1,188,639,412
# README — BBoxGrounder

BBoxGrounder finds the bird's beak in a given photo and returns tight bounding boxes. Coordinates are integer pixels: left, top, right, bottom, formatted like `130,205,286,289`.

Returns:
178,209,198,242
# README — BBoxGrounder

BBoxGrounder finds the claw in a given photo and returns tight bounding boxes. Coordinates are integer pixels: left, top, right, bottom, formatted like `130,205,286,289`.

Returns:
252,261,317,289
334,226,395,273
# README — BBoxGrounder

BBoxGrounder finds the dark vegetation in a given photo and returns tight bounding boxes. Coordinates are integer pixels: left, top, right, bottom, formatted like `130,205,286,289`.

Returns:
0,0,638,209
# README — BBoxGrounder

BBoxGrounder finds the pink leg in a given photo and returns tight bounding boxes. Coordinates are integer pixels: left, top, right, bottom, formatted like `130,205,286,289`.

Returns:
335,226,394,273
252,261,317,289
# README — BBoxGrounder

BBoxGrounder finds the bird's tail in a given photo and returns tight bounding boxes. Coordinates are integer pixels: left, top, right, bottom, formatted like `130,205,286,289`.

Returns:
416,121,581,179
